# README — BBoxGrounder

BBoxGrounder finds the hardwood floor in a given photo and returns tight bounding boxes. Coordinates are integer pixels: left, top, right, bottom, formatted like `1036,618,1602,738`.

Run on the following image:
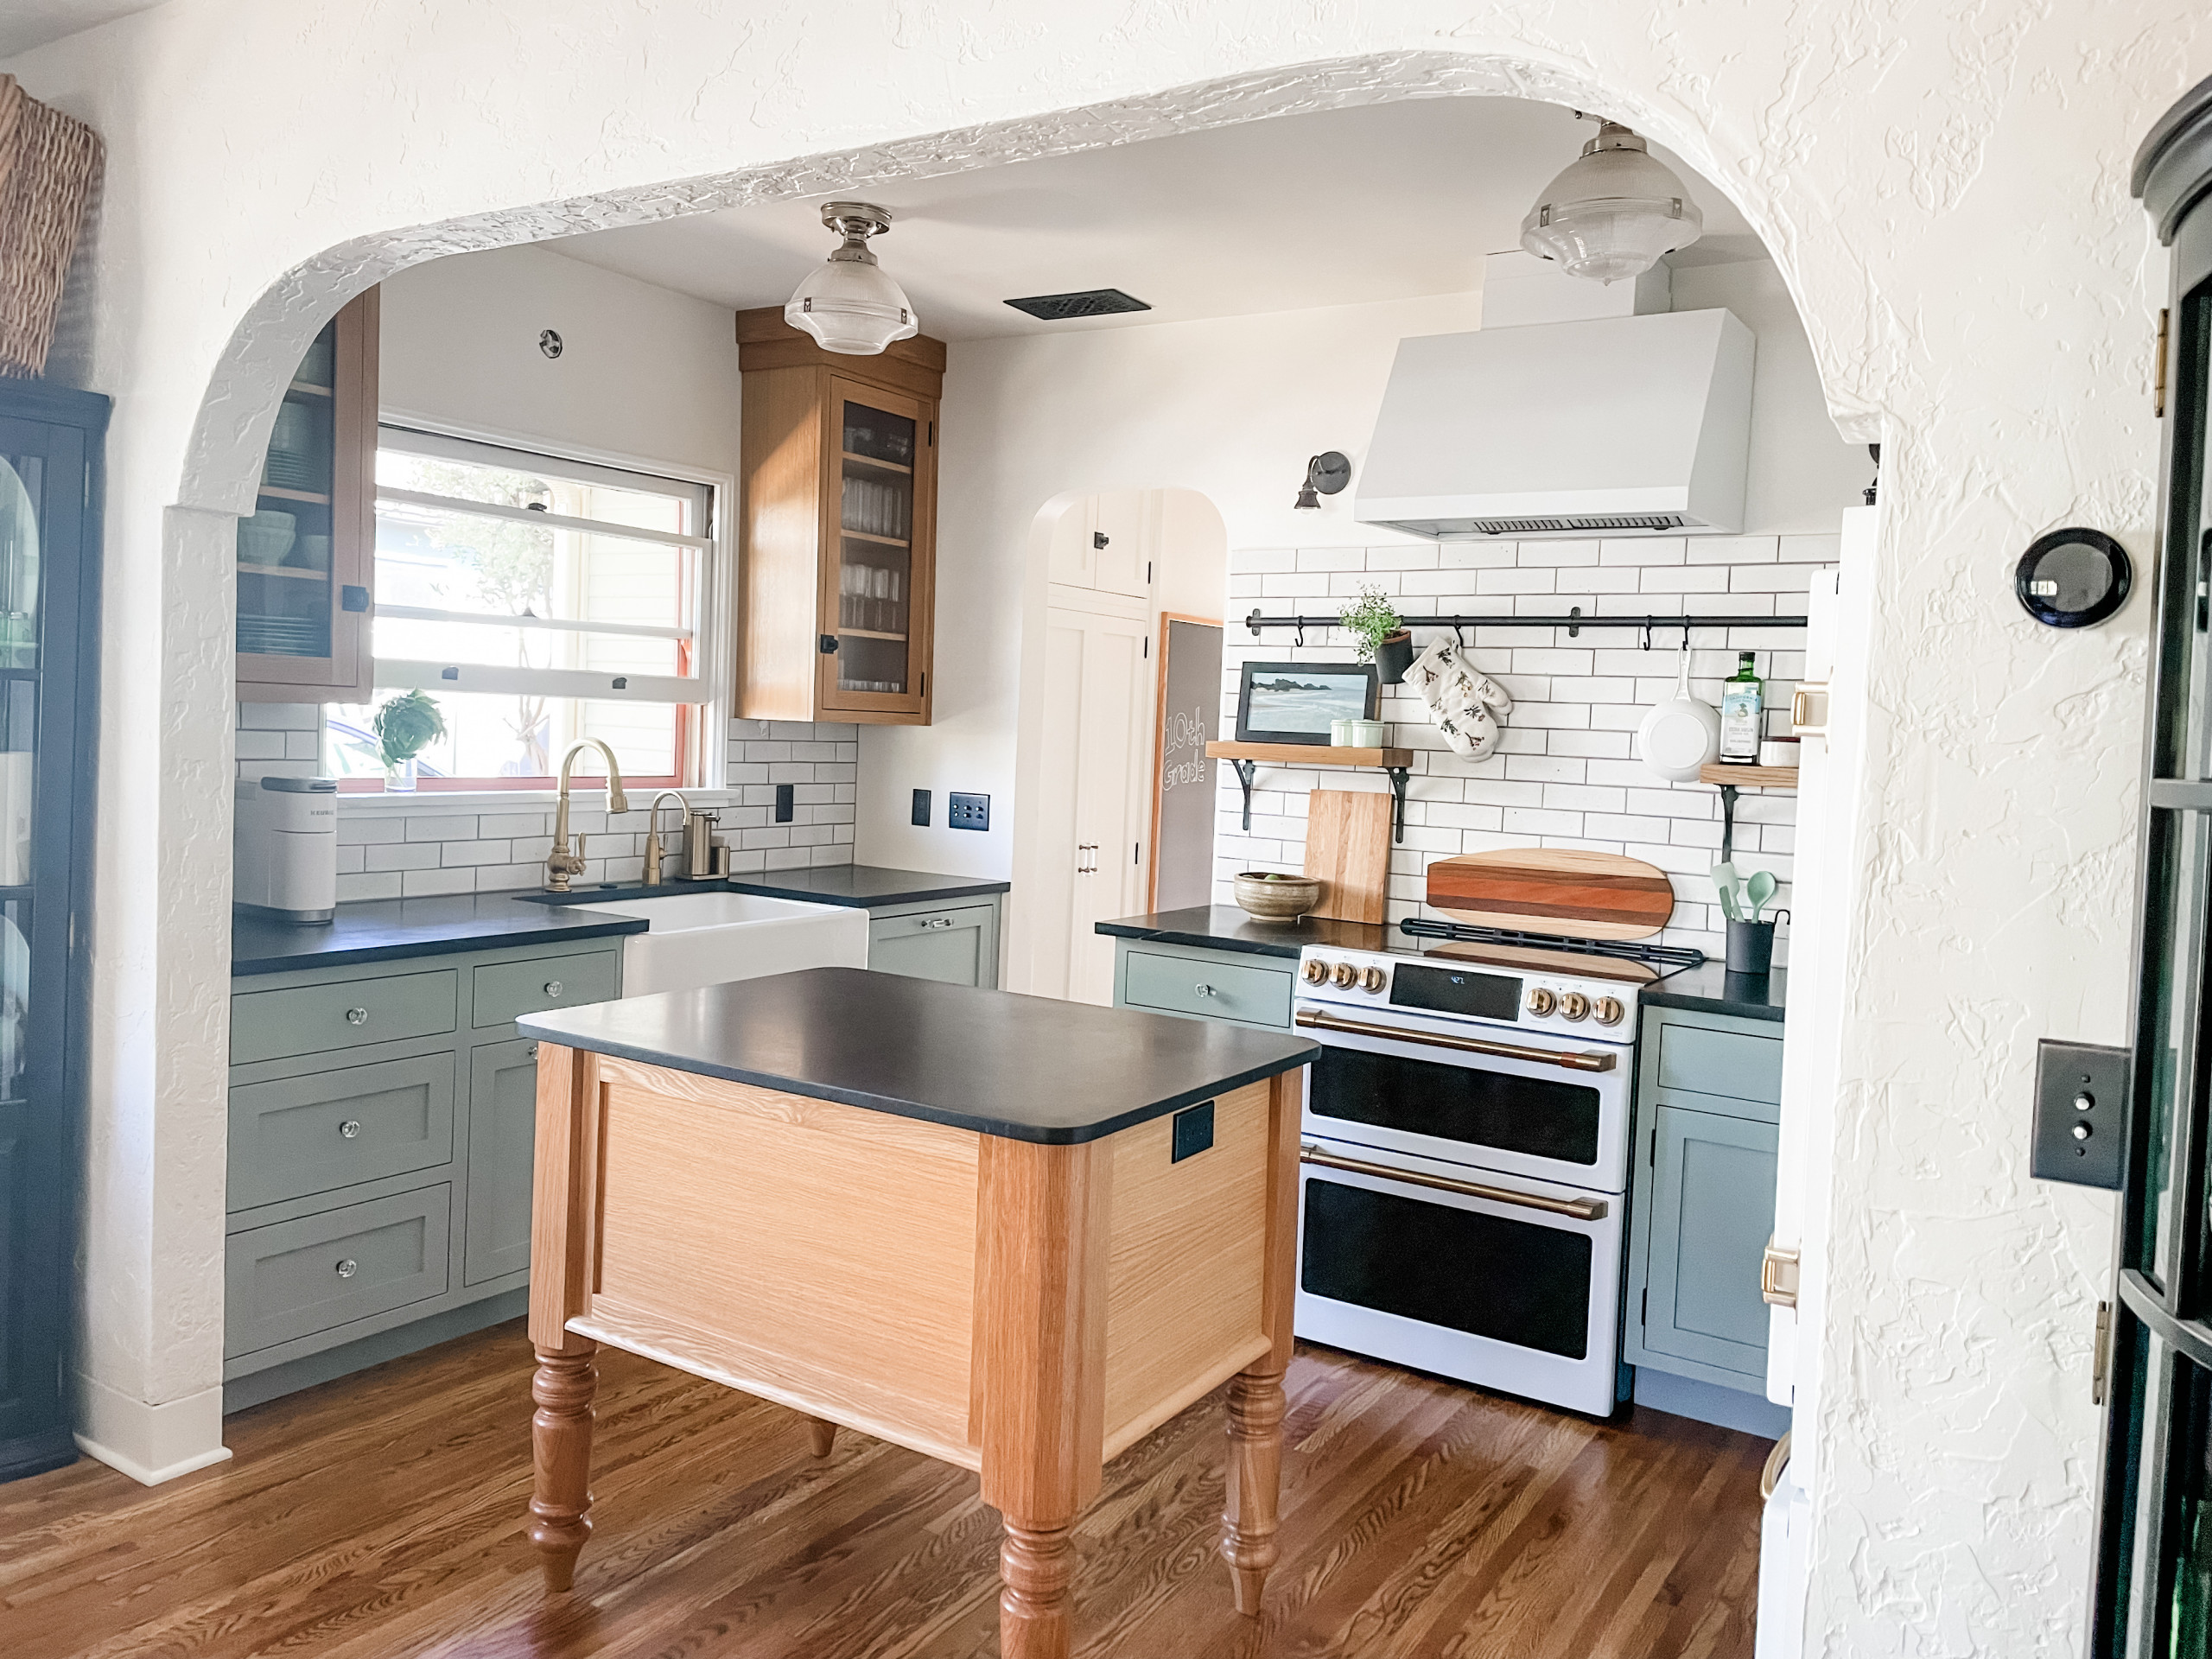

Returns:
0,1320,1770,1657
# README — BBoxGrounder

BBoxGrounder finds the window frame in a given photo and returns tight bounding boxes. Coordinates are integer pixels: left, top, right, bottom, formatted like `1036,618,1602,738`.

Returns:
340,417,734,796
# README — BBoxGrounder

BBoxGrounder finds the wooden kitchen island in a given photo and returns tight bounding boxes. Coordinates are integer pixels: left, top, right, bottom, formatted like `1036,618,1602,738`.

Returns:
517,966,1317,1658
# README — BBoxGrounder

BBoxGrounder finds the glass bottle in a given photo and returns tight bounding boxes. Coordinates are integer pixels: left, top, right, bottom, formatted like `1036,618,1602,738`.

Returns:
1719,650,1764,764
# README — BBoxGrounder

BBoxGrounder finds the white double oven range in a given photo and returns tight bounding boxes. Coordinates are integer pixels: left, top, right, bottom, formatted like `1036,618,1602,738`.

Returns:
1292,933,1676,1416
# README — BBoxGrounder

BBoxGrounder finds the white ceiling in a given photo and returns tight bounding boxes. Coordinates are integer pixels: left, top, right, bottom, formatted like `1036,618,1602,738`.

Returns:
0,0,164,58
554,98,1763,342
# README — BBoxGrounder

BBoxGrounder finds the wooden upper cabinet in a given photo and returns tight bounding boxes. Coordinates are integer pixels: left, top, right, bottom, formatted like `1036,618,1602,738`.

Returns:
238,287,378,702
735,308,943,725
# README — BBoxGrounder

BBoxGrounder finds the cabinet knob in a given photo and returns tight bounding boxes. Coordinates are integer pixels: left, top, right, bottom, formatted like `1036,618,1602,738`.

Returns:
338,1119,361,1140
544,981,563,997
335,1258,359,1280
526,1041,540,1058
344,1007,368,1026
920,916,953,930
1194,982,1214,997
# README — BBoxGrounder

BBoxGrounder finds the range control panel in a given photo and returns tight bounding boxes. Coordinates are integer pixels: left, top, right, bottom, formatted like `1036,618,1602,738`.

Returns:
1296,948,1635,1040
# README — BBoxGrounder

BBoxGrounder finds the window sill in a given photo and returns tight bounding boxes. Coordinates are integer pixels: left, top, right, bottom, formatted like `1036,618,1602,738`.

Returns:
337,785,740,816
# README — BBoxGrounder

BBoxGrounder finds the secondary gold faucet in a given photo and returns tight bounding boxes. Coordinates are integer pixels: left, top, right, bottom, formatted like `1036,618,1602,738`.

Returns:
544,739,632,893
641,790,690,887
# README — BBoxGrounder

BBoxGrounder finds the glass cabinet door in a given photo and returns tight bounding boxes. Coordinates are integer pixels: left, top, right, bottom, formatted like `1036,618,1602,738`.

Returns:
821,379,931,715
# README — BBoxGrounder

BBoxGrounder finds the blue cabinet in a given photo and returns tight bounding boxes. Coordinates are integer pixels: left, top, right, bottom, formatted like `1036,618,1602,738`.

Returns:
0,382,105,1482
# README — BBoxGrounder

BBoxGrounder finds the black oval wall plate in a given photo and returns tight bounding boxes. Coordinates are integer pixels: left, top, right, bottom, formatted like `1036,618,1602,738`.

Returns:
2016,527,2132,628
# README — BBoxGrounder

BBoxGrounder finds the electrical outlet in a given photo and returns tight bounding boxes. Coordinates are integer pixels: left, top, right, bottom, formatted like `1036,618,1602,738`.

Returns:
774,783,794,823
949,791,990,831
911,788,931,827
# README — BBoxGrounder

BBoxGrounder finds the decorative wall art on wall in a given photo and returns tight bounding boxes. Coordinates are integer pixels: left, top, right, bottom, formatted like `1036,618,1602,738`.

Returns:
1233,660,1378,745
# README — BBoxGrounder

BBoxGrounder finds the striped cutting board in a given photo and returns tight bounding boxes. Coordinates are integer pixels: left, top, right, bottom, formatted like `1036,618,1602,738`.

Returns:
1425,849,1675,940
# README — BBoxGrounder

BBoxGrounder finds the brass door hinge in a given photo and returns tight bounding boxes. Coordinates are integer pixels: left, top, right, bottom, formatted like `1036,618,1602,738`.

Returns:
2093,1299,2113,1406
1761,1239,1801,1309
2157,308,2171,418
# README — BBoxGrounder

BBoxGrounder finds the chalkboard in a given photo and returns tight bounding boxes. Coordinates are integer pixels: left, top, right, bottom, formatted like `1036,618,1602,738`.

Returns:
1150,614,1223,912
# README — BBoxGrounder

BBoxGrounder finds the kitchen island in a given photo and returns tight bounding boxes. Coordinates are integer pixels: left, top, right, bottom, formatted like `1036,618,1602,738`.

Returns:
517,966,1318,1657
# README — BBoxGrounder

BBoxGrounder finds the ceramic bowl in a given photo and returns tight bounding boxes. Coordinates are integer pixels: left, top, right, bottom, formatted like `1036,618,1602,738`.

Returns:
237,509,297,566
1233,871,1324,922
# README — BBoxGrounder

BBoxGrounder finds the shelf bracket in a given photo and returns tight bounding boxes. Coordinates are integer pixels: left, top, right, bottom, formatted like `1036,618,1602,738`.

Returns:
1387,766,1410,845
1719,783,1741,864
1231,758,1258,831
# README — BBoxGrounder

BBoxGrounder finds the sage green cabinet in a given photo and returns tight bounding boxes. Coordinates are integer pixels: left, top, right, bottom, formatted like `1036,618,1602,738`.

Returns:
864,893,1001,988
1109,937,1295,1031
1625,1004,1783,1397
224,939,621,1408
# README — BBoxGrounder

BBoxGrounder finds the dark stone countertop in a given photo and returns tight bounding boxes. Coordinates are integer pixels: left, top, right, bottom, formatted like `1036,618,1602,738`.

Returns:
233,893,648,977
1643,962,1788,1023
1096,906,1391,961
515,863,1010,912
519,966,1317,1145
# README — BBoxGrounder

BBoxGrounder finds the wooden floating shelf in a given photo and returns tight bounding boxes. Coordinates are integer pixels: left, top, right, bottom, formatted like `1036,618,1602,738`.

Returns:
840,529,910,548
841,450,912,474
237,563,327,581
1205,741,1416,843
839,627,908,642
1699,763,1800,789
257,485,332,505
1207,741,1414,770
287,380,335,398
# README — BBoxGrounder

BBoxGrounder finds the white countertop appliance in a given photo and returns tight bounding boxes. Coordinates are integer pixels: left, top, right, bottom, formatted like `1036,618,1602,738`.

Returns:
1292,936,1675,1415
233,774,339,924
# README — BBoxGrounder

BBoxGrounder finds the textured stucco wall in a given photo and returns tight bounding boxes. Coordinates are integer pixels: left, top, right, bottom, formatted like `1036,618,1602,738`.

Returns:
3,0,2204,1645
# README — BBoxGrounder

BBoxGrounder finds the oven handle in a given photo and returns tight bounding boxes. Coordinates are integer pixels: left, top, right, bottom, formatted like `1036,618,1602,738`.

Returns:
1294,1007,1618,1072
1300,1143,1611,1221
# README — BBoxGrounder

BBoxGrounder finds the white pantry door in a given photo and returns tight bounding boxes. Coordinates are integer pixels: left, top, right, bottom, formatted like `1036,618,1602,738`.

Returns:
1034,603,1153,1004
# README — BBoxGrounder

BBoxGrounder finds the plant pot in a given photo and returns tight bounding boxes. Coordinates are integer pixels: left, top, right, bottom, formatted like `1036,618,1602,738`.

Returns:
1375,630,1415,686
1726,918,1775,976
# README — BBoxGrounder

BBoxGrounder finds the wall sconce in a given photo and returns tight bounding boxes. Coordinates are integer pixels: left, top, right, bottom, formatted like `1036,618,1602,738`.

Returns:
1294,451,1351,509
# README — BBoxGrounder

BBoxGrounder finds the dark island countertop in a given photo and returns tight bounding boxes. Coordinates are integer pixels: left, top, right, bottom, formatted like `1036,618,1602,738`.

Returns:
1642,961,1787,1022
515,862,1010,912
1096,905,1390,961
520,966,1317,1144
233,893,649,977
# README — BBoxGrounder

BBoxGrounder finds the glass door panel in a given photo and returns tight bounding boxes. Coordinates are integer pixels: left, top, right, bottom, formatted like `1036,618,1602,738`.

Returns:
238,319,338,662
835,397,914,696
0,453,41,673
2136,805,2211,1291
2156,283,2212,779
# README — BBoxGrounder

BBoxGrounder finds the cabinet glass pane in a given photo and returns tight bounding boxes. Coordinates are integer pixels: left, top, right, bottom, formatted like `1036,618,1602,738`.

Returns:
2139,807,2211,1289
2156,283,2212,779
0,454,41,671
835,399,913,696
238,321,338,659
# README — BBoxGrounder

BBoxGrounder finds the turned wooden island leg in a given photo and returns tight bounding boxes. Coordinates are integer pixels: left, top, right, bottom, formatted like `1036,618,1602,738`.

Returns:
1001,1519,1079,1658
530,1341,600,1590
806,1415,839,1458
1222,1362,1287,1613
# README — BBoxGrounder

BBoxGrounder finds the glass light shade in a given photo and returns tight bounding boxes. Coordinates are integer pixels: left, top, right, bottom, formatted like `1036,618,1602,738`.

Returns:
1520,132,1705,284
785,251,918,356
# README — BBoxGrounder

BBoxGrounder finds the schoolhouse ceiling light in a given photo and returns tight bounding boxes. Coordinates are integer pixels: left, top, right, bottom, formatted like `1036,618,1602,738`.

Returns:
785,202,918,355
1520,120,1705,284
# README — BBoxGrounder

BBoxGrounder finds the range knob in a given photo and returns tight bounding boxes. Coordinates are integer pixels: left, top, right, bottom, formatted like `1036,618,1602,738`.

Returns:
1559,992,1591,1022
1301,958,1328,985
1361,966,1386,994
1330,962,1358,988
1527,988,1557,1016
1593,995,1624,1027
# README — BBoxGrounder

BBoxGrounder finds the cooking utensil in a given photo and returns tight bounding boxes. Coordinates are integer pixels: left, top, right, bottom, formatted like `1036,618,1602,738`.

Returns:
1745,869,1777,920
1637,651,1720,783
1303,789,1391,924
1426,849,1674,940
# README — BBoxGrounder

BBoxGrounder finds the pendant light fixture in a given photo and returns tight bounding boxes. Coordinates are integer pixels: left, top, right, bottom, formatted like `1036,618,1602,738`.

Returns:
1520,120,1704,284
785,201,918,355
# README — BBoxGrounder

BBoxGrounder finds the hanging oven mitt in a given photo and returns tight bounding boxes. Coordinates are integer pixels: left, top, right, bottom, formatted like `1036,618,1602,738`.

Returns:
1407,639,1503,760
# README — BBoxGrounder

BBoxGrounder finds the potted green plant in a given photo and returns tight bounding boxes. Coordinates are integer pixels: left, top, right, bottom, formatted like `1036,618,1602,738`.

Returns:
372,689,446,793
1339,584,1414,683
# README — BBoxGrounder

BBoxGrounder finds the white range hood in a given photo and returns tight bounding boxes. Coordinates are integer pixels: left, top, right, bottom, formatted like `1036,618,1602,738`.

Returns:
1354,308,1756,539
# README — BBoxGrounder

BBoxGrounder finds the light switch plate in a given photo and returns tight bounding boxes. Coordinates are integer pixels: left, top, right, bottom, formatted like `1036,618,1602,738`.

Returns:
2031,1039,2129,1189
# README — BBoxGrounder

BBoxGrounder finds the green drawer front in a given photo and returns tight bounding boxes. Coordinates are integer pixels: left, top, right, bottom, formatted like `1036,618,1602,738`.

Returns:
224,1185,451,1358
472,950,620,1029
1656,1022,1784,1104
1122,949,1293,1028
868,905,995,988
231,970,459,1065
227,1053,456,1212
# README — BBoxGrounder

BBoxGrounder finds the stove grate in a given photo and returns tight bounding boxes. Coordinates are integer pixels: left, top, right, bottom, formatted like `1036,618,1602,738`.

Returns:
1399,917,1706,971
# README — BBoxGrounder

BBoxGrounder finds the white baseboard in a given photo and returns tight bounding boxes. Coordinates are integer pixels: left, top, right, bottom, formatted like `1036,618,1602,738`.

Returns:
73,1370,232,1486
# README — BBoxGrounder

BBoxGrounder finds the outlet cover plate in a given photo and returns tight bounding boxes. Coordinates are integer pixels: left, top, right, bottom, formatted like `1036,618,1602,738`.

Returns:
2031,1039,2129,1189
950,791,990,831
774,783,794,823
911,788,931,827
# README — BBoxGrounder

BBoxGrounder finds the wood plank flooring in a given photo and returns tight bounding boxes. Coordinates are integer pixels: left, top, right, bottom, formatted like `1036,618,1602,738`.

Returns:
0,1320,1770,1657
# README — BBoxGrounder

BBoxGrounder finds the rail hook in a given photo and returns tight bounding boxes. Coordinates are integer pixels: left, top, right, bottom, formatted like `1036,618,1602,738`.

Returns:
1452,622,1469,651
1294,619,1306,648
1640,620,1654,652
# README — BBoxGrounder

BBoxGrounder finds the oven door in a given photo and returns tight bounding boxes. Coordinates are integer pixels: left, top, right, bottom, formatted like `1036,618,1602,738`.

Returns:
1297,1004,1632,1192
1294,1137,1626,1416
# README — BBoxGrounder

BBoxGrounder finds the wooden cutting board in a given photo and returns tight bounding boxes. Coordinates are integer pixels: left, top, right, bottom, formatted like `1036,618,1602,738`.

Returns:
1426,849,1674,939
1303,790,1392,925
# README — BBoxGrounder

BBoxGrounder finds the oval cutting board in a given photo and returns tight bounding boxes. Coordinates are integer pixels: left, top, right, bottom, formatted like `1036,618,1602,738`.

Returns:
1426,849,1674,940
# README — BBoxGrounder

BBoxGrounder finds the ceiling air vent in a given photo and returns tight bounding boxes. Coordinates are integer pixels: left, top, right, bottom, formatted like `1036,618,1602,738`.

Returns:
1003,288,1152,321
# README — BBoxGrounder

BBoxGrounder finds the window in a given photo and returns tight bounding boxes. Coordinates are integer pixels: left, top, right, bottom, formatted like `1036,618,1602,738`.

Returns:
328,427,722,791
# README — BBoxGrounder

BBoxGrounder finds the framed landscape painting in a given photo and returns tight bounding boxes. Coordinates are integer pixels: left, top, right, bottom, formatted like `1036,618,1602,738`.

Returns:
1233,660,1379,745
